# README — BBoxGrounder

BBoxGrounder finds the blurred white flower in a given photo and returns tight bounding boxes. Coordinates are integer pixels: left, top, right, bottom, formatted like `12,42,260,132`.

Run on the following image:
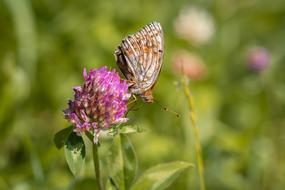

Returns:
174,6,215,45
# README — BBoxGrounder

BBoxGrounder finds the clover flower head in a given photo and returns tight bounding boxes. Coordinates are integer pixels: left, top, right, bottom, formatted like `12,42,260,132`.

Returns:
63,67,130,143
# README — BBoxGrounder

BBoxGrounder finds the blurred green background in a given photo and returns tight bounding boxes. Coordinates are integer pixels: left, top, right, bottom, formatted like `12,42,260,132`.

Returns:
1,0,285,189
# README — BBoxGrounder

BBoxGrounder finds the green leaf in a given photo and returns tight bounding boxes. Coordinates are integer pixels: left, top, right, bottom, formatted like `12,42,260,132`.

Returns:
70,178,99,190
106,135,124,189
106,134,138,190
54,125,74,149
131,161,193,190
64,132,85,176
121,134,138,189
105,177,119,190
119,125,146,134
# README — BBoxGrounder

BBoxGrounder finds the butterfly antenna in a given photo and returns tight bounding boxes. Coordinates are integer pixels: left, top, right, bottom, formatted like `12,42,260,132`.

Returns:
153,99,180,118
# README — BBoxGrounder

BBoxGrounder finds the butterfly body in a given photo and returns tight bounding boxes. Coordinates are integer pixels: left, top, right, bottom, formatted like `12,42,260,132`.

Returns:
114,22,164,103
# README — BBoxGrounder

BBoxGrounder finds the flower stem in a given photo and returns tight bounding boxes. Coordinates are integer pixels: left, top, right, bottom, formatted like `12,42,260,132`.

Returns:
86,132,103,190
182,77,206,190
93,143,103,190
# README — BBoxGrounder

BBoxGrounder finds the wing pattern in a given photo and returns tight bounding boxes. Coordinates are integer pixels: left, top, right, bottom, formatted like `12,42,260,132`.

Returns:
114,22,164,102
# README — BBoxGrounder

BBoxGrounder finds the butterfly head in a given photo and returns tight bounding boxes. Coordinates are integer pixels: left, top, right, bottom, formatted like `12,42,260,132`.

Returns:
140,90,154,103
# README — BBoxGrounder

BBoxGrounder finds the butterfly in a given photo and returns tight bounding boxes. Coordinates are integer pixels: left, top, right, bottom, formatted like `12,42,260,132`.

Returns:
114,21,164,103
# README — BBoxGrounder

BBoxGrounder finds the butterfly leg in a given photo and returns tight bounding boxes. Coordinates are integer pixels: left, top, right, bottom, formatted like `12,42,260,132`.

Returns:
127,94,137,106
127,95,143,113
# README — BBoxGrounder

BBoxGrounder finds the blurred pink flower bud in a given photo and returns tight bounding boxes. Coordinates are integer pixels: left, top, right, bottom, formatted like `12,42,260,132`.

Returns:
247,47,270,72
172,50,207,80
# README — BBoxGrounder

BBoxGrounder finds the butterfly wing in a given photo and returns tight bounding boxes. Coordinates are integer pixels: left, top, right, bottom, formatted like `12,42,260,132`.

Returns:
115,22,164,95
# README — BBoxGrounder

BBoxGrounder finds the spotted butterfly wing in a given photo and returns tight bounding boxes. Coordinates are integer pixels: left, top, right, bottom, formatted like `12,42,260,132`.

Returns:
114,21,164,103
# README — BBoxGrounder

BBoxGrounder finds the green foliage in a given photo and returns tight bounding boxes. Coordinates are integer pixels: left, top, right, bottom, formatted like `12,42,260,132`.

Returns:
106,134,138,190
131,161,193,190
120,134,138,189
64,132,86,175
52,124,191,190
71,178,99,190
118,125,146,134
54,125,74,149
56,128,191,190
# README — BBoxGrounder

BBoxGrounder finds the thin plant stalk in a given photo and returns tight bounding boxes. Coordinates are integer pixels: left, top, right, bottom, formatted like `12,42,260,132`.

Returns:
93,143,103,190
86,132,103,190
182,77,206,190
